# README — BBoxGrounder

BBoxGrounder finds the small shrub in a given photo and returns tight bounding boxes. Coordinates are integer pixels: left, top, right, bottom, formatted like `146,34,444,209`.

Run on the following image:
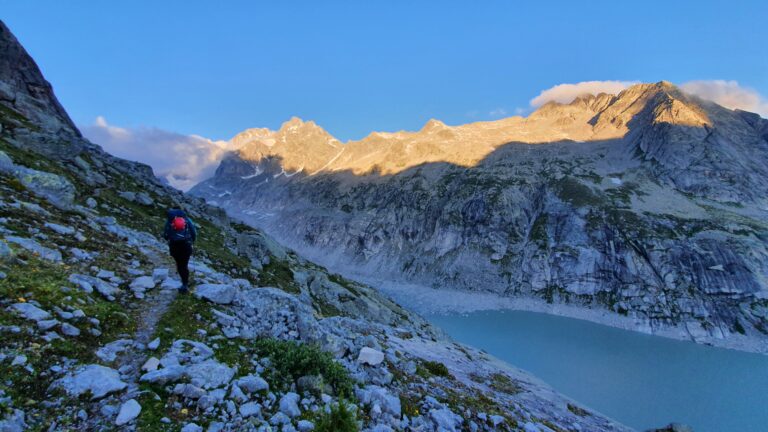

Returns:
314,400,358,432
732,320,746,335
567,403,590,417
417,360,451,378
489,373,522,394
253,339,354,398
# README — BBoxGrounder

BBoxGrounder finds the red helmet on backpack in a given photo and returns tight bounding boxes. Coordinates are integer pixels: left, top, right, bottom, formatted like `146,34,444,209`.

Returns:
172,216,187,231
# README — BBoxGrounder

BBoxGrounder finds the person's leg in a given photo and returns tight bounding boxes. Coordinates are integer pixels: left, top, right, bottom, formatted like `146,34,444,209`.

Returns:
169,242,188,292
178,245,191,287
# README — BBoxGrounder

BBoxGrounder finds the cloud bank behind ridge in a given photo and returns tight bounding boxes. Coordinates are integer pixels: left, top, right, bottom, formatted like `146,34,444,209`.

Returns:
531,80,768,117
80,117,239,191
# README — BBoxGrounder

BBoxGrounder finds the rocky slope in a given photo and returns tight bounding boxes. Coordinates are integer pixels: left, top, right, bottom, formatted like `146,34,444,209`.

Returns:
0,20,634,431
193,82,768,352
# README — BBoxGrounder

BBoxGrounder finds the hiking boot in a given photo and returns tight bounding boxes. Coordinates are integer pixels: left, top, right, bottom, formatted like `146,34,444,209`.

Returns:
179,284,189,294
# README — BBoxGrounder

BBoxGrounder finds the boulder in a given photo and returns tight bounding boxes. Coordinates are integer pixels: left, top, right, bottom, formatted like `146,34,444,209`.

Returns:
358,347,385,366
10,303,51,321
5,237,62,262
141,357,160,372
95,339,133,362
237,374,269,393
140,365,186,385
53,365,127,400
115,399,141,426
60,323,80,337
130,276,156,292
194,284,237,305
186,359,235,389
239,401,261,418
279,392,301,418
147,337,160,351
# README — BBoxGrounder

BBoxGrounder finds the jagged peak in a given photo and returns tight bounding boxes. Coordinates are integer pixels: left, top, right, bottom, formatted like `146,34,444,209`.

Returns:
421,118,450,132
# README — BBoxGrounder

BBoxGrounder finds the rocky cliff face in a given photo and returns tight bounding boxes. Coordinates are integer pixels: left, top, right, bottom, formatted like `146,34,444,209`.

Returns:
0,20,632,431
193,81,768,350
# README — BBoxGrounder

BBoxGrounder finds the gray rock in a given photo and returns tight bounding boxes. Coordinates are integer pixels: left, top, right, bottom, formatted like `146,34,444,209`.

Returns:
0,409,26,432
0,240,11,261
16,169,76,209
173,383,206,399
10,355,26,366
279,392,301,418
96,269,116,279
5,237,62,262
37,319,59,331
147,337,161,351
429,407,462,432
130,276,156,292
237,374,269,393
152,268,169,282
85,197,97,208
140,365,186,385
115,399,141,426
186,359,235,389
358,347,384,366
68,274,119,299
194,284,237,305
297,420,315,432
60,323,80,337
10,303,51,321
141,357,160,372
239,401,261,418
95,339,133,362
181,423,203,432
44,222,75,235
53,365,127,400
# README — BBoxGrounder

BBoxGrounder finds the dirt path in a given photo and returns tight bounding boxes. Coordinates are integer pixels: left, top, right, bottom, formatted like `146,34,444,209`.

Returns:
115,251,180,384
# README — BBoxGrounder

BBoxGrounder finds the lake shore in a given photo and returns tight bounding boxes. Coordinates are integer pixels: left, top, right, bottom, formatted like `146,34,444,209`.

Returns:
348,274,768,356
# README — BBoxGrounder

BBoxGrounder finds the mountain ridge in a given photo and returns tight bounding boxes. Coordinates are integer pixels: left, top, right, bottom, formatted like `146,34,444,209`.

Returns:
194,79,768,353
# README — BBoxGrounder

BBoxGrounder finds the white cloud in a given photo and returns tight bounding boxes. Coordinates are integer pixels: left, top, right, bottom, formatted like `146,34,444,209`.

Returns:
680,80,768,117
80,116,238,191
530,80,638,107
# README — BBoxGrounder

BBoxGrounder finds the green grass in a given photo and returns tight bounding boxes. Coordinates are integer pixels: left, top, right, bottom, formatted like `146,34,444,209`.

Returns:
489,373,522,395
552,176,604,207
152,294,214,352
252,338,355,398
258,257,301,294
314,400,358,432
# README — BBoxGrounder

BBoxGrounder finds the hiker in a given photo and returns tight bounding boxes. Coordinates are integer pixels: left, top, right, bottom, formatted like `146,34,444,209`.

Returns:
163,208,197,294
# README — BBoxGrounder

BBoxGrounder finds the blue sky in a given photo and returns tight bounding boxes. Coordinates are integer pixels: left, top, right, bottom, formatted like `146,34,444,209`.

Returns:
3,0,767,142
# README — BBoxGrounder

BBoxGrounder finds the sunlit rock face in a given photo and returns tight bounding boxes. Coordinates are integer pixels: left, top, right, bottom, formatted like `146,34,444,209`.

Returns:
193,81,768,343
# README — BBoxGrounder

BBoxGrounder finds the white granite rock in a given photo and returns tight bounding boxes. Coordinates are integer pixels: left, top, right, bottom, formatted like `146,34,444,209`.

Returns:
115,399,141,426
358,347,385,366
54,365,127,400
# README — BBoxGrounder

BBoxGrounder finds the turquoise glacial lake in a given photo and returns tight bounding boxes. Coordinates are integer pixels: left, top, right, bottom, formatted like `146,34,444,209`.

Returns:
425,310,768,432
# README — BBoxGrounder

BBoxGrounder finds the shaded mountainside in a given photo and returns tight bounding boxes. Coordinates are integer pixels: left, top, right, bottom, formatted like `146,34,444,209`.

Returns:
0,20,633,432
193,82,768,352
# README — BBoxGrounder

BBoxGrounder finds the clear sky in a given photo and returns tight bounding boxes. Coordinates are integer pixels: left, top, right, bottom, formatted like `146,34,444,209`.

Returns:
2,0,767,143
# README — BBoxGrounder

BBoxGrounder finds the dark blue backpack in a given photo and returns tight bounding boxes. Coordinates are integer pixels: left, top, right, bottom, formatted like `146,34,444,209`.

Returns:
167,210,193,243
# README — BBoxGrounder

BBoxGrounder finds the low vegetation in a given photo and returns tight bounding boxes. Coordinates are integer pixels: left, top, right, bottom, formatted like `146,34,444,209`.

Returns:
253,338,355,398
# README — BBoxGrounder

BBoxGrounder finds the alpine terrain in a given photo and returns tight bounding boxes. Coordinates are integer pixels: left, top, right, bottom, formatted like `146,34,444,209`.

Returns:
192,81,768,353
0,20,644,432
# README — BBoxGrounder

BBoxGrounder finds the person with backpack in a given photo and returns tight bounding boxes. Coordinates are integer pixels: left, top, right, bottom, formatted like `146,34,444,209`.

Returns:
163,208,197,294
